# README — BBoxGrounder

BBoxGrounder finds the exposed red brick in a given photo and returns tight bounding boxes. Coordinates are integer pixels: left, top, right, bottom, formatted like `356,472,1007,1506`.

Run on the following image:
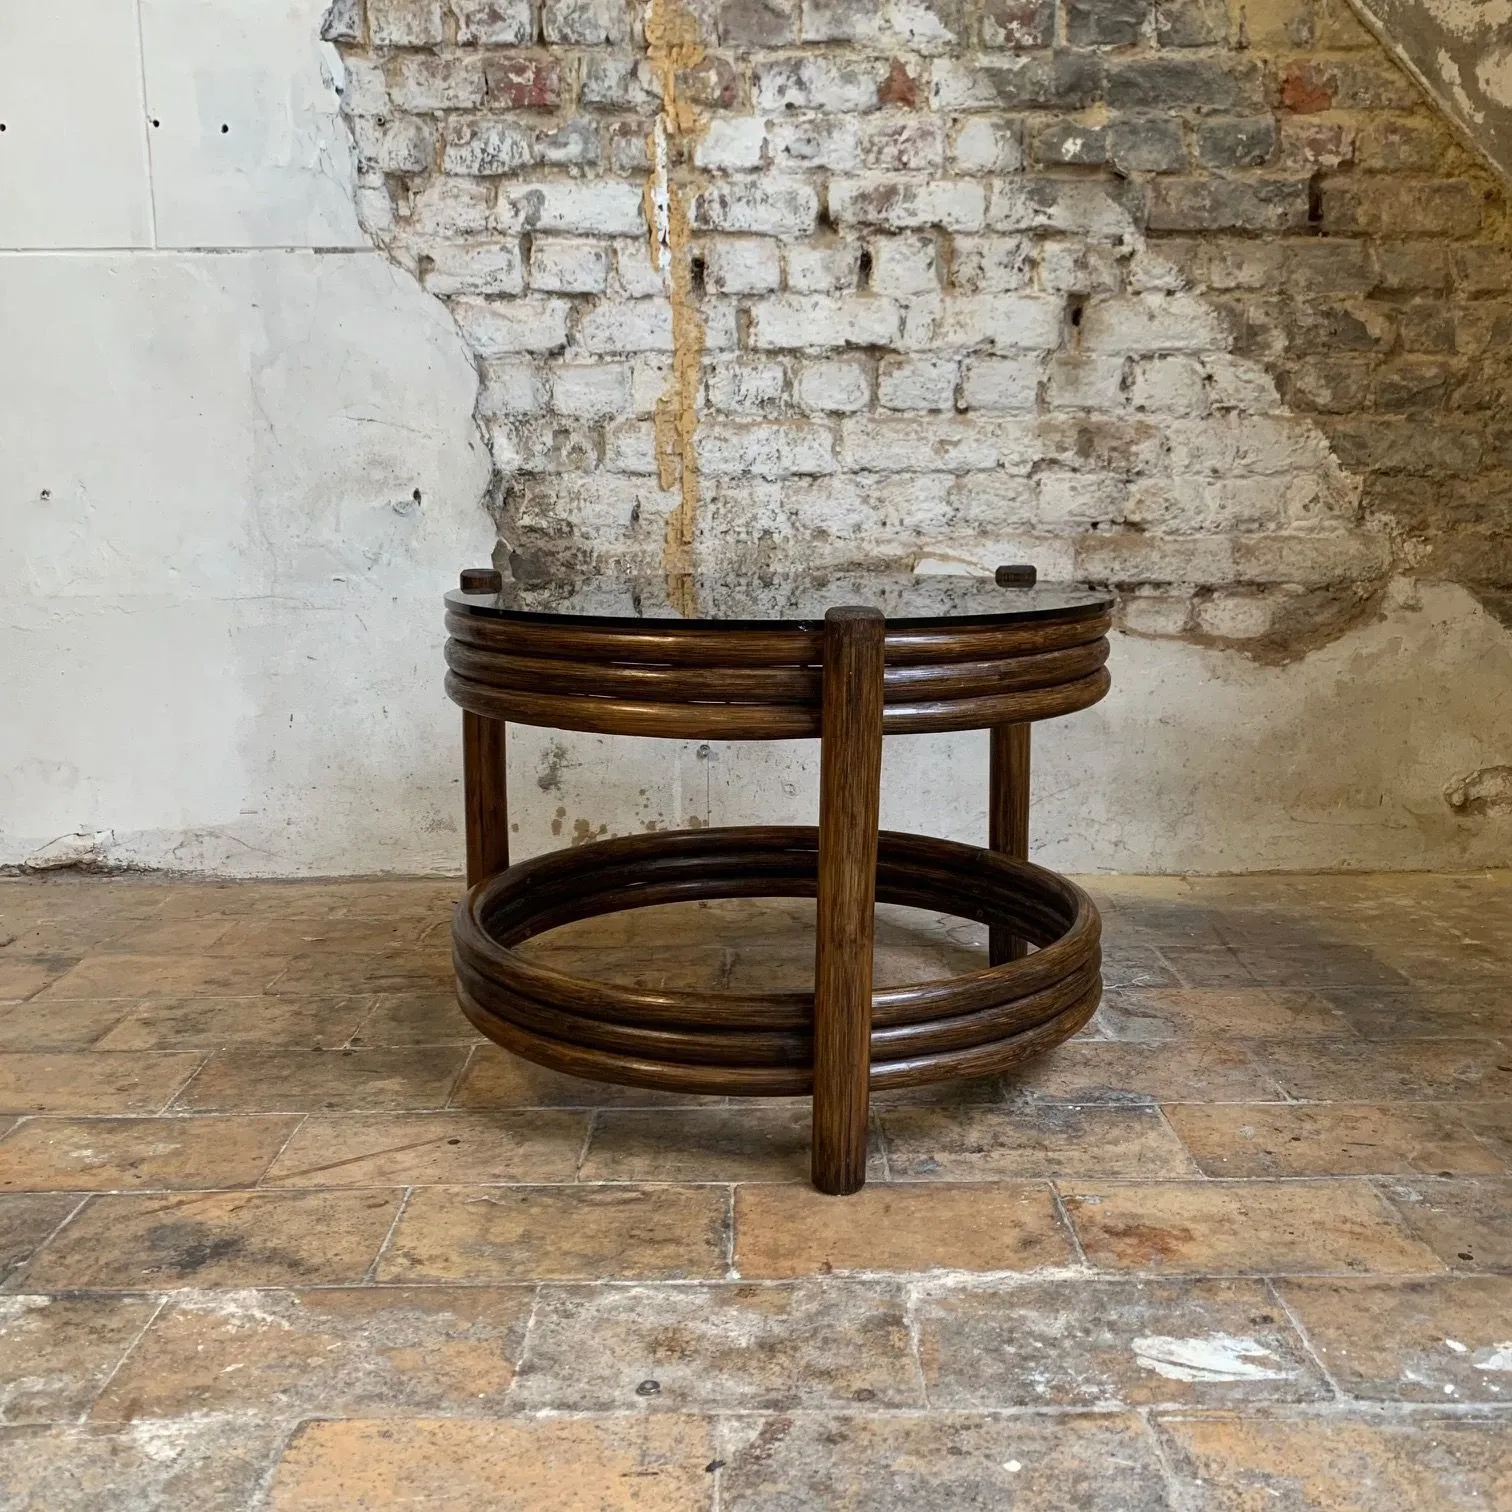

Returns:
877,58,919,108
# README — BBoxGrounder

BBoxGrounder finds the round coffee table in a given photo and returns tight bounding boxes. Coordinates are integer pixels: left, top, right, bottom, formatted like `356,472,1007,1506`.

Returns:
444,567,1113,1195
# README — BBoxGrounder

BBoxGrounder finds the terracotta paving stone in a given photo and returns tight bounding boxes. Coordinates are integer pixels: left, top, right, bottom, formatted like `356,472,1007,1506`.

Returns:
0,958,78,1003
378,1184,729,1282
1001,1041,1285,1105
0,1295,158,1424
20,1188,403,1290
0,998,134,1050
348,992,482,1046
0,1194,81,1285
716,1412,1171,1511
733,1181,1073,1277
917,1275,1327,1409
1159,946,1266,988
1251,1037,1512,1102
1060,1180,1448,1275
261,1111,587,1186
581,1106,883,1183
453,1045,725,1108
1224,943,1412,988
1154,1413,1512,1511
1096,987,1353,1041
92,1285,533,1422
1375,1177,1512,1271
1457,1102,1512,1169
0,1052,203,1116
1321,987,1512,1040
95,995,373,1051
171,1045,470,1113
0,1419,290,1511
513,1280,920,1412
1278,1276,1512,1402
32,953,292,1000
0,1114,301,1191
880,1103,1199,1180
269,1416,716,1511
1164,1103,1506,1178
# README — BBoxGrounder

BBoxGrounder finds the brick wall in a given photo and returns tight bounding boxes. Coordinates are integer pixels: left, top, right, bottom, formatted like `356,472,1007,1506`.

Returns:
323,0,1511,657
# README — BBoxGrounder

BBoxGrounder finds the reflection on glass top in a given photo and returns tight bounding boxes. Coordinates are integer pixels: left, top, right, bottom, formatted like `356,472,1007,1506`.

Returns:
447,569,1112,627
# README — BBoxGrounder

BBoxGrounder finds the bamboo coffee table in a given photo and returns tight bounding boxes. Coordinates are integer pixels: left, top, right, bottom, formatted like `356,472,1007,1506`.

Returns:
445,567,1113,1195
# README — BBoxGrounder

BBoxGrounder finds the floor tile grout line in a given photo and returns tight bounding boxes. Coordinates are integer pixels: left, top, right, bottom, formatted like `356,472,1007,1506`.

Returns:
901,1280,931,1410
575,1110,599,1182
82,1291,169,1424
258,1111,313,1187
13,1194,93,1288
364,1185,414,1284
501,1282,545,1410
445,1043,481,1109
157,1049,217,1114
1134,1404,1192,1512
1048,1181,1090,1267
723,1183,737,1277
1265,1275,1347,1403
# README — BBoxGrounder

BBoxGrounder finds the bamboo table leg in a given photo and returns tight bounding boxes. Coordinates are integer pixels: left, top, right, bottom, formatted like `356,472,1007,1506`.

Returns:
812,606,885,1195
460,569,511,888
989,722,1030,966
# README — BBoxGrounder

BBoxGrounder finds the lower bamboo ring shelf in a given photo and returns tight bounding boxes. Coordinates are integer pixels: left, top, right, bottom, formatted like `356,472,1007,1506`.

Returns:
445,567,1115,1195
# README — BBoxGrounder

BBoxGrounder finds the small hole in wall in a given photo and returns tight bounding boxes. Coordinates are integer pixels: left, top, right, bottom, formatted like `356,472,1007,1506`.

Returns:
857,247,873,290
220,123,230,134
1307,171,1323,226
0,123,7,132
412,488,423,506
1064,291,1088,347
151,118,160,128
689,254,706,294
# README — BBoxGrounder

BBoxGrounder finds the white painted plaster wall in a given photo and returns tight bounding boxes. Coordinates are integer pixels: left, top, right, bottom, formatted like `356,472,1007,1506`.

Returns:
2,0,1511,875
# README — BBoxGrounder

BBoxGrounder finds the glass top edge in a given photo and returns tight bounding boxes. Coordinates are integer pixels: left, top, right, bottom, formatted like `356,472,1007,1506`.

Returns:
445,576,1113,628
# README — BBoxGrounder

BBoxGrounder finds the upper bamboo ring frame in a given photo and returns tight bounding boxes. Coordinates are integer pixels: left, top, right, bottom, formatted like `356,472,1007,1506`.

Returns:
445,574,1114,1114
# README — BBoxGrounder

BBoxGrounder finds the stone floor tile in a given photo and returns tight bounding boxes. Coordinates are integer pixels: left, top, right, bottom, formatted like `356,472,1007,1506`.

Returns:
1278,1275,1512,1403
1253,1037,1512,1102
378,1183,729,1282
581,1106,882,1183
261,1111,587,1186
20,1189,403,1290
1159,946,1262,988
1225,943,1411,988
1153,1413,1512,1511
172,1046,470,1113
1457,1102,1512,1170
453,1046,725,1108
0,1114,301,1191
95,996,372,1051
733,1181,1073,1277
0,1417,291,1511
880,1103,1198,1180
917,1275,1327,1409
347,992,482,1046
1001,1041,1285,1105
93,1285,533,1422
0,1295,158,1424
0,1195,81,1287
1165,1103,1506,1178
268,1416,716,1511
1099,944,1182,990
0,1052,203,1116
716,1411,1171,1511
33,953,291,1000
1375,1177,1512,1270
0,958,79,1004
207,915,439,956
1061,1180,1447,1274
1321,987,1512,1040
1096,987,1353,1042
513,1279,920,1411
271,950,454,996
0,999,134,1051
